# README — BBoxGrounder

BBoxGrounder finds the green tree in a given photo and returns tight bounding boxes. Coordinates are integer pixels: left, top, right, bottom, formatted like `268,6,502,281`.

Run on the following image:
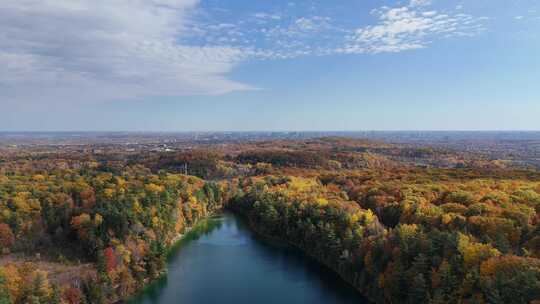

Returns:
0,274,11,304
409,274,429,304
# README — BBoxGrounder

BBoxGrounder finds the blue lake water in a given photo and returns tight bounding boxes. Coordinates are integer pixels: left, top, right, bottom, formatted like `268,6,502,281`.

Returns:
129,213,368,304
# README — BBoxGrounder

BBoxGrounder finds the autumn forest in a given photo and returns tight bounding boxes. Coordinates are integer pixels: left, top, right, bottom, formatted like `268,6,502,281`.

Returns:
0,135,539,303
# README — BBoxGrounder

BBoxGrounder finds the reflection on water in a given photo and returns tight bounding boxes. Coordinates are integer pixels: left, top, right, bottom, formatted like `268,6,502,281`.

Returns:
129,213,368,304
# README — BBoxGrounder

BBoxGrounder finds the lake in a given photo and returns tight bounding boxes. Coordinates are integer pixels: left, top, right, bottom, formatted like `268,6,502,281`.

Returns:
129,213,368,304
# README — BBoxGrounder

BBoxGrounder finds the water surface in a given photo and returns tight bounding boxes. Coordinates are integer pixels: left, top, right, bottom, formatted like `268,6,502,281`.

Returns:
130,213,368,304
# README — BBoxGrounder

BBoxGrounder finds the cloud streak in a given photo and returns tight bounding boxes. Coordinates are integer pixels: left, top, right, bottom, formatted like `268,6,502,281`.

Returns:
191,2,486,59
341,6,486,54
0,0,488,104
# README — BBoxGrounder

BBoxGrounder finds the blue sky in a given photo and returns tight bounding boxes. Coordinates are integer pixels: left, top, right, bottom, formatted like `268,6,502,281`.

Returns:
1,0,539,131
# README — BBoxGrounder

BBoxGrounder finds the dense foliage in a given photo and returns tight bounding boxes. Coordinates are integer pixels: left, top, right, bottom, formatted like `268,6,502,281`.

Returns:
229,172,540,304
1,137,539,303
0,163,226,303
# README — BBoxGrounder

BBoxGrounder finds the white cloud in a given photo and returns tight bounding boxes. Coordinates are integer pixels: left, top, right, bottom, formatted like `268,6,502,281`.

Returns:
196,2,486,59
295,17,317,31
0,0,252,104
0,0,489,104
271,16,331,36
409,0,431,7
254,13,282,20
341,5,486,54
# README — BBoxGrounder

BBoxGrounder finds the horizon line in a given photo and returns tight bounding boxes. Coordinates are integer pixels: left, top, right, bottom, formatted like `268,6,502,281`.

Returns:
1,130,540,133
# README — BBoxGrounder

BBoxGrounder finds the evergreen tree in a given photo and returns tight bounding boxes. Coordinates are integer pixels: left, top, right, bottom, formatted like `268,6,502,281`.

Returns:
409,274,429,304
0,274,11,304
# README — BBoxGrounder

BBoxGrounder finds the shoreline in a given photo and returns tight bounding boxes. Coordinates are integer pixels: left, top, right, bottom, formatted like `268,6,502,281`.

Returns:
230,209,373,303
123,212,223,303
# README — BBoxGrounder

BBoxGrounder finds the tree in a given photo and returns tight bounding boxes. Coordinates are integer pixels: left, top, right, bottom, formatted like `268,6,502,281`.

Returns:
0,265,21,302
409,274,429,304
30,270,53,302
480,256,540,304
0,223,14,253
62,287,82,304
0,273,11,304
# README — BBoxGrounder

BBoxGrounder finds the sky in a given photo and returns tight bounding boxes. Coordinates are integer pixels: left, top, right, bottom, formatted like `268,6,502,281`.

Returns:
1,0,539,131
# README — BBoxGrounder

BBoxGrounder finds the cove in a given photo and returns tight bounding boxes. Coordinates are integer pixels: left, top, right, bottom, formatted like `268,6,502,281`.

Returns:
129,212,369,304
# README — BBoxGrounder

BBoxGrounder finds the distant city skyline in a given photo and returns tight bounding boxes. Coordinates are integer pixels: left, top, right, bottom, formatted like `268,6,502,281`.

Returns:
1,0,539,131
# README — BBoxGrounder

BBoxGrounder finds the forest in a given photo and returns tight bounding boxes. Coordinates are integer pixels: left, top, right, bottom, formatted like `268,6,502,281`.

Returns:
0,161,226,303
230,171,539,303
0,137,539,303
